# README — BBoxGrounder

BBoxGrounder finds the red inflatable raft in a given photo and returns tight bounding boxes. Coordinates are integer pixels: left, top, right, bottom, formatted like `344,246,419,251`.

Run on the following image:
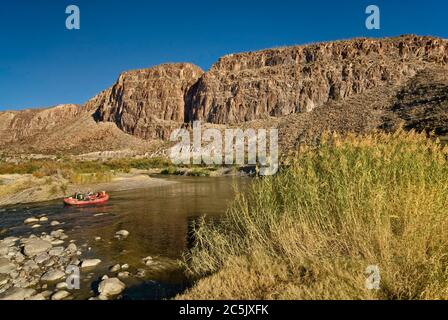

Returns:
63,192,109,206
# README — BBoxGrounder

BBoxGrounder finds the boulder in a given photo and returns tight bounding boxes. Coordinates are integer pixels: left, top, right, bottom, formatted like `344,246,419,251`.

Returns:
97,278,125,297
41,270,65,282
0,257,15,274
26,293,46,300
48,247,65,256
23,239,52,257
35,253,50,264
81,259,101,268
51,290,70,300
0,287,36,300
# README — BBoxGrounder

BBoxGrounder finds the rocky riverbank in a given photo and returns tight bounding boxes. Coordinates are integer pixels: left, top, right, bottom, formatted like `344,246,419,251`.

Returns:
0,214,179,300
0,217,131,300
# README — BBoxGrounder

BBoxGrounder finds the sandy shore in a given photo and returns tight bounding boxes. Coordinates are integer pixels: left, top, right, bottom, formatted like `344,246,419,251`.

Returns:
0,172,175,207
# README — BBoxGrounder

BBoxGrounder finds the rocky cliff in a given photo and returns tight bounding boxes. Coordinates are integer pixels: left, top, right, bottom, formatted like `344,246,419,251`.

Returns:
93,63,204,140
187,35,448,124
1,35,447,155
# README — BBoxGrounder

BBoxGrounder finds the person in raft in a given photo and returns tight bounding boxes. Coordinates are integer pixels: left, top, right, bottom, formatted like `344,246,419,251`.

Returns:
74,191,95,201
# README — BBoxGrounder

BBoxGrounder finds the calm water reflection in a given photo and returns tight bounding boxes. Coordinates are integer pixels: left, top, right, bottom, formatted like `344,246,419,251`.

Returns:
0,175,249,300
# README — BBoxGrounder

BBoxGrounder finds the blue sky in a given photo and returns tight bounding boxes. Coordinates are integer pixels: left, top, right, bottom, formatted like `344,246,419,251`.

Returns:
0,0,447,110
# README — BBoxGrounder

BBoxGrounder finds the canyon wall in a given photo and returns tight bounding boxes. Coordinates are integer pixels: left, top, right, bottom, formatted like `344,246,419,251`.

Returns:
92,63,204,140
1,35,447,154
187,35,448,124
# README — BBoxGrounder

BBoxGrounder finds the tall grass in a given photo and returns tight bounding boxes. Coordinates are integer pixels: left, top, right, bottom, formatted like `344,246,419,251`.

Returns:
180,131,448,300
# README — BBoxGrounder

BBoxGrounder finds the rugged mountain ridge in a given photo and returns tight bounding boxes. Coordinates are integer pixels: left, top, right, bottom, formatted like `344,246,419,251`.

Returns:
0,35,447,155
0,104,82,146
187,35,447,123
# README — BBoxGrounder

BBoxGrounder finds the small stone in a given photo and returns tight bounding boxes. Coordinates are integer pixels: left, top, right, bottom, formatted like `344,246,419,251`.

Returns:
51,290,70,300
48,247,65,256
121,264,129,270
69,258,80,266
40,235,52,242
45,259,55,268
35,253,50,264
97,278,125,297
50,230,63,238
117,271,130,279
24,217,39,224
0,274,8,286
50,221,61,226
136,269,146,278
115,230,130,238
39,217,49,222
51,240,65,245
31,224,41,229
23,260,39,272
101,275,109,280
81,259,101,268
41,270,65,282
26,293,46,300
142,256,153,266
14,253,25,263
94,237,102,241
66,243,77,253
56,282,68,290
2,237,19,246
109,264,121,272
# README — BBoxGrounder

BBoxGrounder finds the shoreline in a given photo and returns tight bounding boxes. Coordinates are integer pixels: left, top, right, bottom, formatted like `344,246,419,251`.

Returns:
0,172,176,208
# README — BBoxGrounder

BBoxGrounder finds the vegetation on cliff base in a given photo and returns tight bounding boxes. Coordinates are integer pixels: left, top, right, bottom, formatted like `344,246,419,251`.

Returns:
180,131,448,300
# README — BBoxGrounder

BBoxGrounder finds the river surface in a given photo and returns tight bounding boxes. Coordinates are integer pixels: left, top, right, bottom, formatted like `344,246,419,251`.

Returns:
0,175,249,300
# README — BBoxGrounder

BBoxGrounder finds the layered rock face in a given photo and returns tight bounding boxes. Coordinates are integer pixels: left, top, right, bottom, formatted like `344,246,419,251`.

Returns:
0,104,82,146
1,35,447,155
93,63,204,139
383,66,448,135
187,35,448,124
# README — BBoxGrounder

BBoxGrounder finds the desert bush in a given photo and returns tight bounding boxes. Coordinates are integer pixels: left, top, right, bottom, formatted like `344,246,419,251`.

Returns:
69,172,113,185
186,168,211,177
161,166,184,175
181,131,448,300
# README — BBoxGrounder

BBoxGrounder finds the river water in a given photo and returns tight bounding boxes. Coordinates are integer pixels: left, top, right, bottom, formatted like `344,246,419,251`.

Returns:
0,175,249,300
